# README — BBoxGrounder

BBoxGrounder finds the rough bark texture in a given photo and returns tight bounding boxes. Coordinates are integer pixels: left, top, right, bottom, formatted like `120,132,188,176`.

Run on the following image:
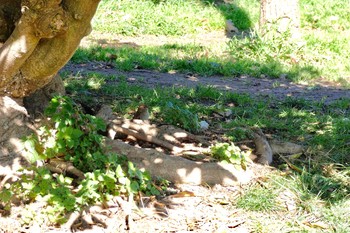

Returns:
0,0,101,98
260,0,300,36
0,0,21,42
23,74,66,117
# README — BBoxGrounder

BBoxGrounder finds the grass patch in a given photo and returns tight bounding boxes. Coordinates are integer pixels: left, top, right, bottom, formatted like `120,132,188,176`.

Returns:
59,72,350,230
83,0,350,84
93,0,225,36
236,185,280,212
64,0,350,229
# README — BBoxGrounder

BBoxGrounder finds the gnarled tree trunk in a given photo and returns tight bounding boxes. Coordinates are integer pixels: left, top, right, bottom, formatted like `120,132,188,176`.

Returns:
0,0,100,177
0,0,101,98
260,0,300,38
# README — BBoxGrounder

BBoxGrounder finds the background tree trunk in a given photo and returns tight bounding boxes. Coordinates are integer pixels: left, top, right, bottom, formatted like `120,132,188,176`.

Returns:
0,0,101,98
260,0,300,38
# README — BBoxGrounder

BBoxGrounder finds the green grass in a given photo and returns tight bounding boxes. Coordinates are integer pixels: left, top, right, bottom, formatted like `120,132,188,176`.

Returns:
61,72,350,231
93,0,226,36
72,39,319,80
66,1,350,230
236,184,280,212
80,0,350,84
63,73,350,166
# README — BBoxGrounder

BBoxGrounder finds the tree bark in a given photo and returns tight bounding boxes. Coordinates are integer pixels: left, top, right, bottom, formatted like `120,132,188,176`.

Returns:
260,0,300,37
0,0,101,98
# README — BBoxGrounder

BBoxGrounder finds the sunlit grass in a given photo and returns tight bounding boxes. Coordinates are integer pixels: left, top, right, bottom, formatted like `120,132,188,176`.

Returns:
61,71,350,231
93,0,226,36
66,1,350,230
86,0,350,84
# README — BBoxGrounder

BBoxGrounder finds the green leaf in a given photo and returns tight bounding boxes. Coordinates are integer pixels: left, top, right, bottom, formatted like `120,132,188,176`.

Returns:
150,186,160,196
23,138,41,163
116,165,125,178
130,181,140,193
0,189,12,202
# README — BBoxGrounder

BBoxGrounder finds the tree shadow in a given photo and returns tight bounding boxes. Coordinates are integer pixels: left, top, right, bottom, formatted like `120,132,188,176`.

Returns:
149,0,254,37
202,0,254,36
0,97,33,177
71,41,324,85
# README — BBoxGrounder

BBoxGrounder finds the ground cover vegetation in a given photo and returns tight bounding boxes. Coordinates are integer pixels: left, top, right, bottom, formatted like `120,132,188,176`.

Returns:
62,73,349,231
68,0,350,231
75,0,350,85
1,0,349,232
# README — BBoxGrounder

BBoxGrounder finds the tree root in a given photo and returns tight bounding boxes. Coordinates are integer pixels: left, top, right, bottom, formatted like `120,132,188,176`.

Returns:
99,105,255,185
96,105,209,155
105,139,253,186
252,128,304,165
270,140,304,155
252,127,273,165
46,158,85,180
96,105,305,185
109,118,183,154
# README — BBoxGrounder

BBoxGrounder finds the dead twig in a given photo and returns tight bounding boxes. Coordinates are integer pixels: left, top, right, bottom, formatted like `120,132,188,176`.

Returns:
278,154,303,173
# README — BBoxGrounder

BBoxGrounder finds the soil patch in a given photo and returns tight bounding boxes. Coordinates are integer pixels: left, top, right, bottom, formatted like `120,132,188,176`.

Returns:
63,61,350,104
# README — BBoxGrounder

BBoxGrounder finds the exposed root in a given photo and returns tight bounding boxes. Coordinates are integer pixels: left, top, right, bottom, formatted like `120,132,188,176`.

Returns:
98,104,210,155
252,128,305,165
96,106,305,185
109,118,184,154
252,127,273,165
105,139,253,186
46,158,85,180
270,140,304,155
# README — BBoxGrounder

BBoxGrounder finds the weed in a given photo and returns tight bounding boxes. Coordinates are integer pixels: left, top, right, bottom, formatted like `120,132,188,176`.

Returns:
1,96,163,224
210,142,250,169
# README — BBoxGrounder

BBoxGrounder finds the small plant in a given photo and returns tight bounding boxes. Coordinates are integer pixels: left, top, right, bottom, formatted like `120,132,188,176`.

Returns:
23,95,108,172
210,142,250,169
0,96,164,224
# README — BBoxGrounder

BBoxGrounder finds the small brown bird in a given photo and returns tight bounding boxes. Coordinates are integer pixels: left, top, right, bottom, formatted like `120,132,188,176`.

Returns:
132,104,150,121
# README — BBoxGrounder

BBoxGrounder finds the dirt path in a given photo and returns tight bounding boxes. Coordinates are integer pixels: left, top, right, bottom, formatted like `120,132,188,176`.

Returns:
63,61,350,104
64,31,350,104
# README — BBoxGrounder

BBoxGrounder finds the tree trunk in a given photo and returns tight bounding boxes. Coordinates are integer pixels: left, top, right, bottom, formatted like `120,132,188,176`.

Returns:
0,0,101,98
260,0,300,37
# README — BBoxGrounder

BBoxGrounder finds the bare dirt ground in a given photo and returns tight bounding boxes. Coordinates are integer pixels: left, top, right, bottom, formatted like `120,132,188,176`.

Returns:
63,61,350,105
